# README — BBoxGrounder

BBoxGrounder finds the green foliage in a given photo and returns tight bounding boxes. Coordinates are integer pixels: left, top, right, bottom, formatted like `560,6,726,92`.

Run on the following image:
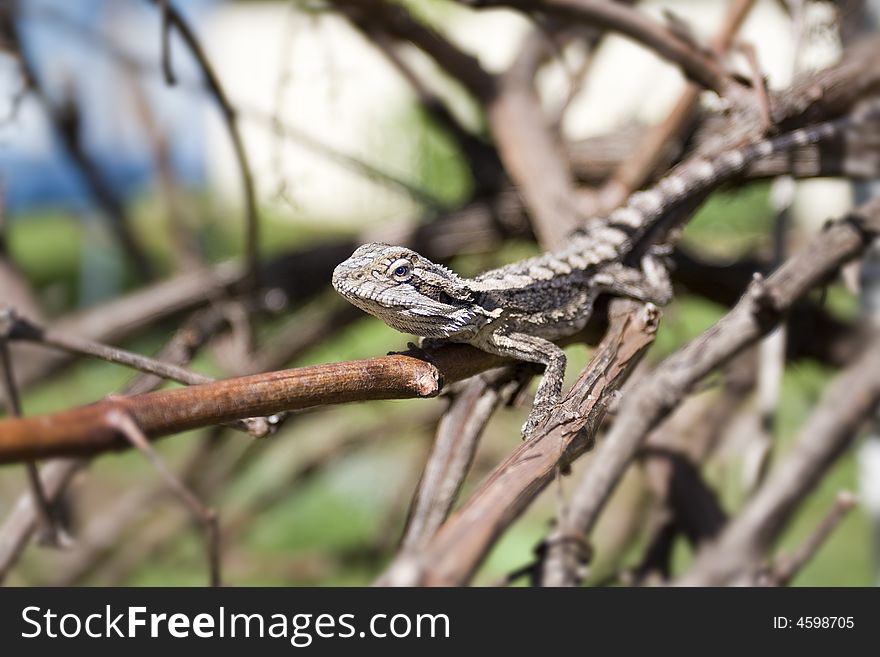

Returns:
7,212,81,306
395,0,465,25
682,183,775,257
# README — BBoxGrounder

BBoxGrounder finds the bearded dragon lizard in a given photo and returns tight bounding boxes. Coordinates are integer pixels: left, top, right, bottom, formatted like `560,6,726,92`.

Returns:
332,104,878,438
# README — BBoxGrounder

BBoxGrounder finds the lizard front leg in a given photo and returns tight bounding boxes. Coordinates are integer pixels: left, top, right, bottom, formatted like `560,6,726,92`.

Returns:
488,330,567,439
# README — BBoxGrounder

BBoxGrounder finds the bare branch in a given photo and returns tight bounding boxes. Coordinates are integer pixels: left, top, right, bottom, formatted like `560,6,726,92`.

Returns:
108,410,221,587
595,0,757,213
764,491,857,586
459,0,734,93
678,338,880,586
145,0,260,289
0,345,505,463
386,298,661,586
540,198,880,586
378,368,523,584
489,27,583,247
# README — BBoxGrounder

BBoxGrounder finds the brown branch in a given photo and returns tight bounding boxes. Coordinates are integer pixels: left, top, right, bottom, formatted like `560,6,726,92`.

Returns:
678,336,880,586
383,298,660,586
459,0,733,93
0,345,504,463
0,459,84,583
5,308,269,437
539,197,880,586
146,0,260,289
108,410,221,587
488,27,583,247
378,369,522,584
0,302,235,582
764,490,857,586
595,0,757,213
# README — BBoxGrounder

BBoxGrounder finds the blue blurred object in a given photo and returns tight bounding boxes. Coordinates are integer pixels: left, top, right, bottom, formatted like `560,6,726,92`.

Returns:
0,0,218,216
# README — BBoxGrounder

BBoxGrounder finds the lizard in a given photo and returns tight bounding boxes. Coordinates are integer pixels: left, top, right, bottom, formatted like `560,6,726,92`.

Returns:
332,101,880,438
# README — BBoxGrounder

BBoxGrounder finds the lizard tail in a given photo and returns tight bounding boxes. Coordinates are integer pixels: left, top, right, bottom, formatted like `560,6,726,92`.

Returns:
603,96,880,237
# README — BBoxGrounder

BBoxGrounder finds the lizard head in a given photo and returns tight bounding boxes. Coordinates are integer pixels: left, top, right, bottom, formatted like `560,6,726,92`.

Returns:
332,243,478,338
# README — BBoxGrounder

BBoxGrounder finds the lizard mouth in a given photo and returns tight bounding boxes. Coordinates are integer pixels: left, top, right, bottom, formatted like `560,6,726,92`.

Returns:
333,280,406,311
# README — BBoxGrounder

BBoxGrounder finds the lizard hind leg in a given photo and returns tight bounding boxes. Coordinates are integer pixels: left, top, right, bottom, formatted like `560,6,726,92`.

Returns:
592,257,672,306
488,330,568,439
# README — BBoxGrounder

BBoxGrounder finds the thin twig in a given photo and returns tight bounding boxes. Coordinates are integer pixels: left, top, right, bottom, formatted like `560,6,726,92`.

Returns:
107,408,221,587
764,491,857,586
459,0,735,93
0,315,64,547
147,0,260,290
159,0,175,85
5,309,270,437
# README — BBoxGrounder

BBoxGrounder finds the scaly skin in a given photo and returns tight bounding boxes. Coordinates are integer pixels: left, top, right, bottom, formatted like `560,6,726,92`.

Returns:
332,102,879,438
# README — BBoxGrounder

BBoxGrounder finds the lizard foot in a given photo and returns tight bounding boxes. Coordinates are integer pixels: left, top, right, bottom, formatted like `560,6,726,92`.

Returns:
521,406,553,440
388,341,433,363
521,405,586,440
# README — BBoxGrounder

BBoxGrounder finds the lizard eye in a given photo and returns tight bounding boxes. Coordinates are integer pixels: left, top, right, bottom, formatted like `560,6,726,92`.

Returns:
389,259,413,282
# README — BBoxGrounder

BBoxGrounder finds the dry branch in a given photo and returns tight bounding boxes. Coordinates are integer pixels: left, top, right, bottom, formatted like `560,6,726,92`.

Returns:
539,197,880,586
764,491,857,586
678,336,880,586
0,459,84,583
378,368,523,585
384,298,661,586
0,303,237,581
145,0,261,288
459,0,733,93
595,0,756,213
0,346,505,463
490,30,582,246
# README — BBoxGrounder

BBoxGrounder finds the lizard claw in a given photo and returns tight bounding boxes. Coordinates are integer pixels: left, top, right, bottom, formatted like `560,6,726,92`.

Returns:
521,405,585,440
521,408,551,440
389,341,437,365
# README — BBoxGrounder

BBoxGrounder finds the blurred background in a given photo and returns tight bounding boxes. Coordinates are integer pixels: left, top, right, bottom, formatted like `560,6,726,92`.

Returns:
0,0,878,586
